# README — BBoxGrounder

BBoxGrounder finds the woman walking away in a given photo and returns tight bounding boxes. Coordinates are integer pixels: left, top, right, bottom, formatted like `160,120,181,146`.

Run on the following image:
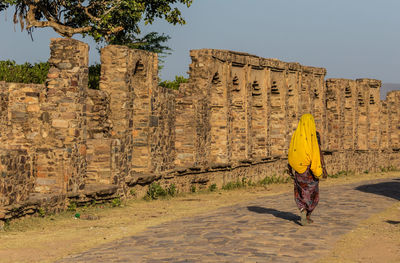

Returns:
288,114,327,226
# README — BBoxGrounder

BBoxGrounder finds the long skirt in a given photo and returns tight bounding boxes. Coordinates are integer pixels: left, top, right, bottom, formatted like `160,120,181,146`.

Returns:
294,167,319,213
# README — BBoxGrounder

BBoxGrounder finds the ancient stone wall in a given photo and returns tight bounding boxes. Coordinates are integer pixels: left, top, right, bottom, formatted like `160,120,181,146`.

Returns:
0,39,400,222
0,82,44,206
176,49,327,172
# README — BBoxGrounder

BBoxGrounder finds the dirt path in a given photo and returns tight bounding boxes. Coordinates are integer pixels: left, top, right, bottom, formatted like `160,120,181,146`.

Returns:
0,172,399,263
56,176,400,263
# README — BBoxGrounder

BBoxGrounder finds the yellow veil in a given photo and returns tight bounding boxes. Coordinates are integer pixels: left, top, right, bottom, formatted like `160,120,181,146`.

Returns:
288,114,322,178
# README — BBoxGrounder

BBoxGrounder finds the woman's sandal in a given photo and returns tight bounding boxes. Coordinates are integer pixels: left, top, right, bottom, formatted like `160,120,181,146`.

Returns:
300,209,307,226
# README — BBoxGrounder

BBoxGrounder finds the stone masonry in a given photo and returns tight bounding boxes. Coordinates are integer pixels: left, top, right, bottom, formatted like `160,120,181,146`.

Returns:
0,38,399,221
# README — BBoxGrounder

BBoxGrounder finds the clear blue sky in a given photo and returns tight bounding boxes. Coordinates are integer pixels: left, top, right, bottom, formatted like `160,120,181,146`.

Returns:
1,0,399,87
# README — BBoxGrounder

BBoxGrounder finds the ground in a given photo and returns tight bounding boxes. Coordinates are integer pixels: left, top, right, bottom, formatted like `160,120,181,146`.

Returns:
0,171,399,262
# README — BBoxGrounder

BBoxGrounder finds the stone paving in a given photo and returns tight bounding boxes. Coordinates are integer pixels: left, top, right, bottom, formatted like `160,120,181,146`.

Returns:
59,177,400,263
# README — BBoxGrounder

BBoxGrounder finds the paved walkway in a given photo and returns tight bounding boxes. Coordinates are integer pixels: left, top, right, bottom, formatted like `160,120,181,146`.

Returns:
59,177,400,263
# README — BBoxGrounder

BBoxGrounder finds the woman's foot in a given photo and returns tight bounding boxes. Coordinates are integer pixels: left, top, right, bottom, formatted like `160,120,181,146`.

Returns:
299,209,307,226
306,213,314,224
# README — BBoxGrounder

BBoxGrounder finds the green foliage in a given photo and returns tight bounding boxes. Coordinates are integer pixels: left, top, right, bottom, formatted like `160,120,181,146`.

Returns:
2,1,193,44
327,170,355,178
159,75,188,90
67,202,77,212
37,208,46,217
167,184,177,197
88,63,101,90
190,185,196,193
0,60,49,84
380,166,398,172
0,60,102,90
145,182,177,200
0,219,10,231
222,178,249,190
129,188,136,196
208,184,217,192
258,174,290,186
146,183,167,200
118,32,172,59
111,197,122,207
222,181,243,191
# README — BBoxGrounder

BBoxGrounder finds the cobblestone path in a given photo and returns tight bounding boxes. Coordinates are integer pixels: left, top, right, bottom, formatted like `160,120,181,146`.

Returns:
59,177,400,263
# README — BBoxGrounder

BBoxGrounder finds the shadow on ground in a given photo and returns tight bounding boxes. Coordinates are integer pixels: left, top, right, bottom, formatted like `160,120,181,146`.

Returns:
386,220,400,225
355,181,400,201
247,206,301,225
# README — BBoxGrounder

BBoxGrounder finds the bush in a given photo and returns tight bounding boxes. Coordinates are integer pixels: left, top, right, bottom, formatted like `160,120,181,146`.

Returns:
167,184,177,197
88,64,101,90
159,75,188,90
0,60,102,90
111,197,122,207
146,183,167,200
208,184,217,192
0,60,49,84
145,183,177,200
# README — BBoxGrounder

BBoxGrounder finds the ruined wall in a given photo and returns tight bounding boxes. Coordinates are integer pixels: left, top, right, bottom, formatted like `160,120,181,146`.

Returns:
175,49,326,172
0,82,43,206
387,91,400,150
97,45,175,190
1,40,400,222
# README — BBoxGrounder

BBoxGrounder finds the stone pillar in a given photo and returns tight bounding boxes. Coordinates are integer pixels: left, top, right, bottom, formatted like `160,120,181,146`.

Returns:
129,49,159,173
325,79,343,151
299,70,312,117
37,38,89,194
209,64,229,166
230,64,248,162
100,45,159,181
269,69,287,157
175,83,196,168
249,67,269,160
380,101,389,150
312,69,327,141
355,79,369,150
285,65,301,152
363,79,381,150
387,91,400,150
343,80,357,150
99,45,133,185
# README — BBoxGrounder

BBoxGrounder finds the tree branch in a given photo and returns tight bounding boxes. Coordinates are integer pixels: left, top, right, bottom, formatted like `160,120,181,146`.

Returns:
25,4,91,37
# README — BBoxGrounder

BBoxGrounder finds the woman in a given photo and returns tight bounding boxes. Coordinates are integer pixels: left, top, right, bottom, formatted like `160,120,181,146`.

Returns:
288,114,327,226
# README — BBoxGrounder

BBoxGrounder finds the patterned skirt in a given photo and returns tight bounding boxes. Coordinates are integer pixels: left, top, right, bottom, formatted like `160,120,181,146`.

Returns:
294,167,319,213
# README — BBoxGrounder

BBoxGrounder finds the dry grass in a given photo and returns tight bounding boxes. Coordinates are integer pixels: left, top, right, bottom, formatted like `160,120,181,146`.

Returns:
0,171,399,263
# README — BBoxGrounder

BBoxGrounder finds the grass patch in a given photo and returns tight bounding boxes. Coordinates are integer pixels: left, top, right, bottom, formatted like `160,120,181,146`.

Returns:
145,183,177,200
258,174,290,186
380,166,399,172
208,184,217,192
221,175,290,191
111,198,122,207
327,170,356,178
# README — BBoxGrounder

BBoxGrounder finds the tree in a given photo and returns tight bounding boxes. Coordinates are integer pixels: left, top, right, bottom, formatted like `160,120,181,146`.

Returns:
0,0,192,48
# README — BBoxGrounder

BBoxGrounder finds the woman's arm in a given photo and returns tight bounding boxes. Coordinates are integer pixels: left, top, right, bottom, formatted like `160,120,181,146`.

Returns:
316,132,328,178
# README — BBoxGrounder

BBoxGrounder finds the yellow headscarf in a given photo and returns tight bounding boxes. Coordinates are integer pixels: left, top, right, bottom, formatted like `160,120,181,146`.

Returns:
288,114,322,178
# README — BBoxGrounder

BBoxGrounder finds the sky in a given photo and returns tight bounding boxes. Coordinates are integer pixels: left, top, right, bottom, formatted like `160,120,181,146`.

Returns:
0,0,399,96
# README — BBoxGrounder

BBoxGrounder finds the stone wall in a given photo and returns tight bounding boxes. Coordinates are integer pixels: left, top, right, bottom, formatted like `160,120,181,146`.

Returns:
175,49,326,171
0,39,399,222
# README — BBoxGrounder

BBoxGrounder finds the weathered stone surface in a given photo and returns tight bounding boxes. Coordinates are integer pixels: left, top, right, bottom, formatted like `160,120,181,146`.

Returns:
0,40,399,222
